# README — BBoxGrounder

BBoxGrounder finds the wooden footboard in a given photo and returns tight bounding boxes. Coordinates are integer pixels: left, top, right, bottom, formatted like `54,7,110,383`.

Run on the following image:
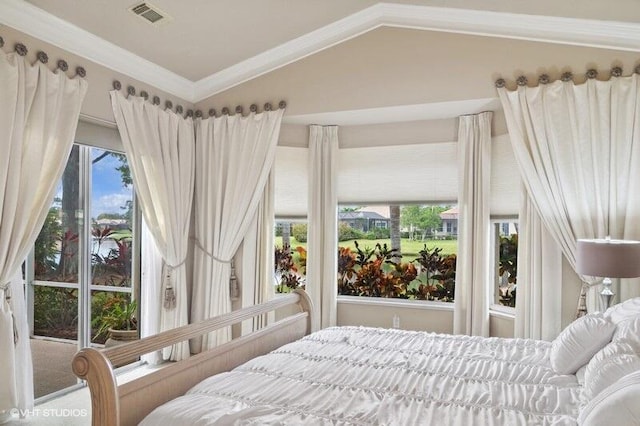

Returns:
72,289,314,426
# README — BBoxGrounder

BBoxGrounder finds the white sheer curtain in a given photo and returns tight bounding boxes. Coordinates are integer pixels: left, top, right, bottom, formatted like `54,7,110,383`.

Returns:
110,91,194,361
454,112,492,337
140,221,163,364
515,188,563,340
307,125,338,331
0,50,87,417
498,73,640,310
239,172,275,335
192,109,284,352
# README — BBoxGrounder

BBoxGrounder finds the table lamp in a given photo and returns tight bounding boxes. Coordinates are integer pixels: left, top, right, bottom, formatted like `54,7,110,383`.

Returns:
576,238,640,310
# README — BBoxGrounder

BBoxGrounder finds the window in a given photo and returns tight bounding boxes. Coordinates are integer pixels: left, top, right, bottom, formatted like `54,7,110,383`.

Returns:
27,144,139,398
274,219,307,293
337,204,457,302
492,220,518,308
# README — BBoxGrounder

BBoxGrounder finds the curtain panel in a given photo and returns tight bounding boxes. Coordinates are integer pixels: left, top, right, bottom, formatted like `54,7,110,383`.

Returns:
238,171,276,336
192,109,284,352
453,112,492,337
0,50,87,416
110,91,195,361
307,125,339,331
515,188,563,340
498,73,640,309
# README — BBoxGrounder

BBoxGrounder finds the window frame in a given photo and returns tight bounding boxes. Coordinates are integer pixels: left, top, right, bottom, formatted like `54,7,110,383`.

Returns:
489,217,518,314
336,202,458,304
25,141,142,370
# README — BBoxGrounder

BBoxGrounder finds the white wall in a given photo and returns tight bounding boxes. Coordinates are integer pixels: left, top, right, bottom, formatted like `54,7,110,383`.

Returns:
489,313,515,338
337,297,454,334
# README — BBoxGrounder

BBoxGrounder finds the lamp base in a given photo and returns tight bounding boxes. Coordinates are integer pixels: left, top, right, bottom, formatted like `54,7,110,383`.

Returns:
576,282,588,318
600,277,614,311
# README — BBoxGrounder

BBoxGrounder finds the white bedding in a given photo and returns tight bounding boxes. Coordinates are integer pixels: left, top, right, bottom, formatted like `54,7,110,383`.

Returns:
140,327,585,425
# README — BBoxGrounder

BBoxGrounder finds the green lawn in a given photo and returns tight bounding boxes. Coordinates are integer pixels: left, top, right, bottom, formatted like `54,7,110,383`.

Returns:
275,237,457,258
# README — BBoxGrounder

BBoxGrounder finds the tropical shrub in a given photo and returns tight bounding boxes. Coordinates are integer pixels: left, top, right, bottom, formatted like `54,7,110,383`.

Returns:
338,223,364,241
364,228,390,240
337,242,455,302
33,286,78,340
410,246,456,302
292,223,308,243
275,245,307,293
498,233,518,307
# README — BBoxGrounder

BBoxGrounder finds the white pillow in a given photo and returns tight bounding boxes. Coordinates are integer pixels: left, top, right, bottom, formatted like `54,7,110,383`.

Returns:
604,297,640,324
613,316,640,349
583,341,640,399
579,370,640,426
549,313,616,375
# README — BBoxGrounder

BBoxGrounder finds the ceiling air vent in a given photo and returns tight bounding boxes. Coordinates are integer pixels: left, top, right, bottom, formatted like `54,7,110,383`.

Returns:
129,2,172,25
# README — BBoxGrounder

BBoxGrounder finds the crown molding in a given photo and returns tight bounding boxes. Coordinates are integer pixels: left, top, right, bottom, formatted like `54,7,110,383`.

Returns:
193,2,640,101
2,0,640,104
0,0,194,101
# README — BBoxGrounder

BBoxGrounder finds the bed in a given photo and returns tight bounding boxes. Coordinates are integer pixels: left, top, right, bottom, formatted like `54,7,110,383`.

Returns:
72,291,640,425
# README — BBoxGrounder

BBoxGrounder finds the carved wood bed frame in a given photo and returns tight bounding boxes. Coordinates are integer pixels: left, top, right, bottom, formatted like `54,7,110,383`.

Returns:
71,289,314,426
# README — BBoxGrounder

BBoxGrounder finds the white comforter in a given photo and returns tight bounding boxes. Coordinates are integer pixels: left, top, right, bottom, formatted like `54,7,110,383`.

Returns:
140,327,585,425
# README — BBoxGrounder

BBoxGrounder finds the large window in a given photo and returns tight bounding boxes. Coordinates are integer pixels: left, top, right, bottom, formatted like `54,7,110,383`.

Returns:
27,143,139,398
492,220,518,308
274,220,307,293
336,204,457,302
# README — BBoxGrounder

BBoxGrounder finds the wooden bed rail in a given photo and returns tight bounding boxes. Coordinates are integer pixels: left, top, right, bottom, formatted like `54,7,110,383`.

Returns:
72,289,314,426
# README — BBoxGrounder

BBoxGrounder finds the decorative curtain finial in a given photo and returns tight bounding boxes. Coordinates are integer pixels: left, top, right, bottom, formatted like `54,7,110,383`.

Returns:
57,60,69,72
516,76,528,86
15,43,27,56
264,103,272,111
586,69,598,79
560,72,573,82
221,107,230,115
279,100,287,109
127,86,136,96
209,108,217,117
37,51,48,64
494,78,506,88
113,80,122,90
538,74,550,85
76,67,86,78
195,110,203,118
611,66,623,77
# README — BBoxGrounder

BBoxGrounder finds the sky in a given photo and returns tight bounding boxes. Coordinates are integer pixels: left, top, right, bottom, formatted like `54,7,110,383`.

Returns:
53,148,133,219
91,149,132,219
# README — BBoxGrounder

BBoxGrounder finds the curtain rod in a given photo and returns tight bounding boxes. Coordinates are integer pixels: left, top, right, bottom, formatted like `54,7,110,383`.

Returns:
0,36,87,78
112,79,286,119
495,65,640,89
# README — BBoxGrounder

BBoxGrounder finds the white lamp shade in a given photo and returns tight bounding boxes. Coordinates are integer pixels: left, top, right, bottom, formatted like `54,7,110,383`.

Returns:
576,239,640,278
